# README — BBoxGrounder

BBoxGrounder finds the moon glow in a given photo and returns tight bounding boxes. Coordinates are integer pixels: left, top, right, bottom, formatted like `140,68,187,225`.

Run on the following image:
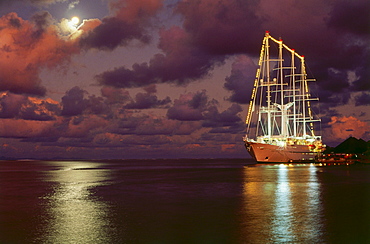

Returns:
70,16,80,26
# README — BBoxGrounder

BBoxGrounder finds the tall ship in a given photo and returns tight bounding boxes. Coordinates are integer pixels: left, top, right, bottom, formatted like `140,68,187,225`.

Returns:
243,32,325,163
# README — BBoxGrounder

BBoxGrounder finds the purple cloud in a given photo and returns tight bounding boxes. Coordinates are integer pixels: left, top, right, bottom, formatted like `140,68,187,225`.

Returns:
79,0,163,50
124,92,171,109
61,86,87,116
0,92,59,120
355,92,370,106
224,55,257,104
96,26,225,88
79,17,151,50
166,90,209,121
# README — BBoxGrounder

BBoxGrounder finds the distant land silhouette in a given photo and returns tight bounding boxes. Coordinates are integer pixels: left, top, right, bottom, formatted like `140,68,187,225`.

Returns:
324,137,370,162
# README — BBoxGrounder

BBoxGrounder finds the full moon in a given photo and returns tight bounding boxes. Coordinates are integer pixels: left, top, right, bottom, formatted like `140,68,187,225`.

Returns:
70,16,80,26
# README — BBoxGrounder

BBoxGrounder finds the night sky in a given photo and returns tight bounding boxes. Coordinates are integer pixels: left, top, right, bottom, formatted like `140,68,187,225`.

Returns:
0,0,369,159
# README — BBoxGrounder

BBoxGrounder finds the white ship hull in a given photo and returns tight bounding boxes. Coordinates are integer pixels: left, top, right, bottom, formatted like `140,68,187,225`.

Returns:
245,141,318,163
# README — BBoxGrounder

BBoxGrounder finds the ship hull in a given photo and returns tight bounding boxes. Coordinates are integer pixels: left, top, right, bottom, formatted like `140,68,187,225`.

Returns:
245,142,318,163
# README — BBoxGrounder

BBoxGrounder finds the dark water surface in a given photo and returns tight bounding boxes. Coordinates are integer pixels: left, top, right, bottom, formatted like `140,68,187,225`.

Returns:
1,159,369,243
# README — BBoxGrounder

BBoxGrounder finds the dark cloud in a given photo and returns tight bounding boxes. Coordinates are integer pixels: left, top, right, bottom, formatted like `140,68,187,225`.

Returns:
167,90,244,133
203,103,244,131
0,94,63,140
96,62,155,88
112,116,140,135
167,103,204,121
95,0,263,89
30,11,54,39
85,95,110,115
315,89,351,112
166,90,209,121
61,86,87,116
1,0,369,159
312,1,369,95
327,0,370,36
352,65,370,92
31,11,53,30
79,17,151,50
63,114,108,139
79,0,162,50
96,26,225,88
96,0,369,109
143,84,157,94
0,92,59,120
61,86,114,117
208,0,370,103
100,86,130,104
224,55,257,104
355,92,370,106
8,13,22,28
20,101,58,121
188,89,208,109
218,0,370,109
0,93,28,118
124,92,171,109
317,69,350,93
176,0,263,55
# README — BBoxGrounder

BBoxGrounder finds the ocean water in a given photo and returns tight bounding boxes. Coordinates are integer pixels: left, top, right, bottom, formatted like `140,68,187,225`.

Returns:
0,159,369,244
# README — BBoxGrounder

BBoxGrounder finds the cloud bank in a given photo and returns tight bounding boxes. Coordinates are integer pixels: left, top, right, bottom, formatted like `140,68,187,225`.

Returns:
0,0,369,158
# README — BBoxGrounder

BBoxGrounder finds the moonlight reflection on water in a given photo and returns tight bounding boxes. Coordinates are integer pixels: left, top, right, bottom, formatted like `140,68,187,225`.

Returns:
0,159,369,243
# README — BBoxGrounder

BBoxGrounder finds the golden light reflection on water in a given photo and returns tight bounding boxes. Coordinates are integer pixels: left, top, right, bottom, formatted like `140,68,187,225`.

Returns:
241,164,323,243
40,161,115,244
272,164,293,241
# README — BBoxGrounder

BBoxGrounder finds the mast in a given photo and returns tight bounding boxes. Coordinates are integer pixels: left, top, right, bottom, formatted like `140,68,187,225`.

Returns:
291,49,297,137
301,57,307,136
278,38,286,137
245,34,266,134
245,32,320,141
265,33,272,140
